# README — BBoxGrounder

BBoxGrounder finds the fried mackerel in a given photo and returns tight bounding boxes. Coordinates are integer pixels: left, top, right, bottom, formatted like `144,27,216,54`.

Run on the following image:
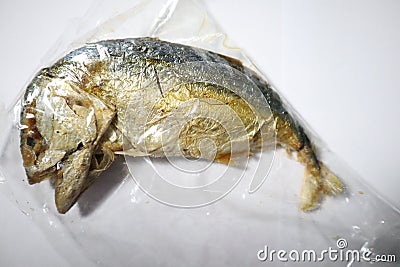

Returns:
20,38,343,214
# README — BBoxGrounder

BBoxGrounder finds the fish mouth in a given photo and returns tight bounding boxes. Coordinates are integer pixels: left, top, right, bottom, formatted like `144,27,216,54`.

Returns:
20,98,60,184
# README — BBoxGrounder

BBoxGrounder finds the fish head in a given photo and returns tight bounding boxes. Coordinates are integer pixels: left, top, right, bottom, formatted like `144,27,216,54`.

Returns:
20,67,115,213
20,71,69,184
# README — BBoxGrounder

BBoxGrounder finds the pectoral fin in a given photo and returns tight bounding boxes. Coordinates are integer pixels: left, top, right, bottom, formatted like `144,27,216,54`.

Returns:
55,147,92,214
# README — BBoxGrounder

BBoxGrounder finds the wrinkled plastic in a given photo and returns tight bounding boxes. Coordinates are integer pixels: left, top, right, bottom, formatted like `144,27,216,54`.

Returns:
0,0,399,266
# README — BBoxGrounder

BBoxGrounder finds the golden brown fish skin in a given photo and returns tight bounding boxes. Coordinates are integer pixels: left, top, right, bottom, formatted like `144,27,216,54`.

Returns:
20,37,343,213
223,57,343,211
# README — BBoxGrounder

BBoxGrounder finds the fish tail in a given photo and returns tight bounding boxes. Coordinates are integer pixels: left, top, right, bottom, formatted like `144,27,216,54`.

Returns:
275,113,344,211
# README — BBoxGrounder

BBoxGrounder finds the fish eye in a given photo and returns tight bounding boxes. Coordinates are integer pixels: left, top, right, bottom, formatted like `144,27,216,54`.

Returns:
77,142,84,150
26,137,36,147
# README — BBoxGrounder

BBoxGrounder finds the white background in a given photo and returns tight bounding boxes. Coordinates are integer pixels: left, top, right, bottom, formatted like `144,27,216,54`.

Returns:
1,0,399,266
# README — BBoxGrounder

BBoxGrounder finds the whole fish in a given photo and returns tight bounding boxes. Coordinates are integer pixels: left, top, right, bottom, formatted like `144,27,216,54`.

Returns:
20,37,343,214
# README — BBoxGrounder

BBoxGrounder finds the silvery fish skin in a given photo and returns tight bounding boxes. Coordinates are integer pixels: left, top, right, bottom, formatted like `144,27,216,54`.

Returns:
20,37,343,214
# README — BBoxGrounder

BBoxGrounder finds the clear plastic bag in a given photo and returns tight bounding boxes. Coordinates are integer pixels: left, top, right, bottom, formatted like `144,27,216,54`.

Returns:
0,0,399,266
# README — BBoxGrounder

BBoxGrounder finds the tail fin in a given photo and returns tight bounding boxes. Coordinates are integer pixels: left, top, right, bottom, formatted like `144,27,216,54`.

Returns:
275,113,344,211
300,162,343,212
